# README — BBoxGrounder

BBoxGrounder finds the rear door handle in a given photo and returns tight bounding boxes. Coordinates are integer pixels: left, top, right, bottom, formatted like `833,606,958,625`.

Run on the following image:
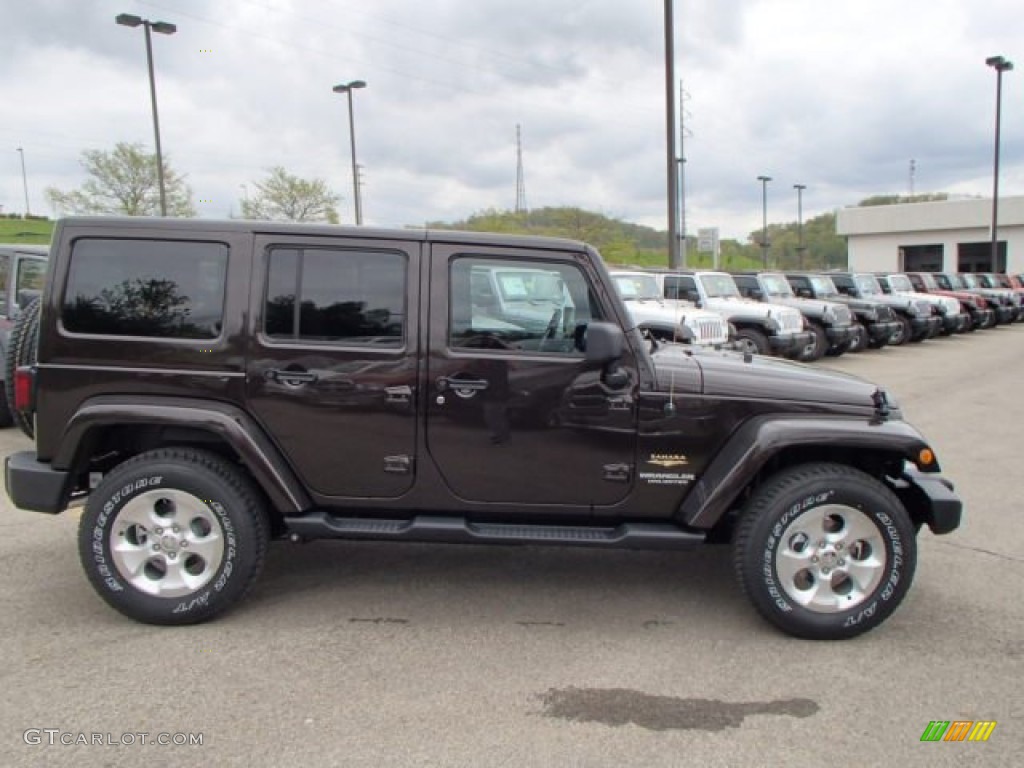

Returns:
266,369,318,385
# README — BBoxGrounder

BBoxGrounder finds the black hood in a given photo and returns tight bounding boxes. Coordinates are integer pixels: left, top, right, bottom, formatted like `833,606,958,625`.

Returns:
651,346,881,408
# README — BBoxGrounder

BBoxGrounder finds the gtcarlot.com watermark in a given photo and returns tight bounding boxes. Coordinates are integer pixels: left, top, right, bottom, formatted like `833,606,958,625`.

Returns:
24,729,203,747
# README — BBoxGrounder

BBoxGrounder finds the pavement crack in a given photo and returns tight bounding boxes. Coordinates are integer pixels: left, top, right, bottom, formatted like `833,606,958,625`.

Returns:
928,539,1024,563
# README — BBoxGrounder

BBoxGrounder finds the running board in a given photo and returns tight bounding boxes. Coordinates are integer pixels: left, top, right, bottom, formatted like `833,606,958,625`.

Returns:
283,512,705,551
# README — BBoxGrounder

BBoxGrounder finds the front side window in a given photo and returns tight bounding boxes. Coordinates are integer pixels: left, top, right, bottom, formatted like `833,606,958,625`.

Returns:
62,239,228,339
663,275,696,299
264,247,405,345
449,257,602,354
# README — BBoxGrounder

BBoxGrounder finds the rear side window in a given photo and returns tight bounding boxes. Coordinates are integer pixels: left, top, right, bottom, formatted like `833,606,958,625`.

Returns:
264,247,406,346
62,239,228,339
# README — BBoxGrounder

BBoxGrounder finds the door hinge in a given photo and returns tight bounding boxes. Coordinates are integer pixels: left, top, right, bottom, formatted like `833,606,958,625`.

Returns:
603,463,632,483
384,455,413,474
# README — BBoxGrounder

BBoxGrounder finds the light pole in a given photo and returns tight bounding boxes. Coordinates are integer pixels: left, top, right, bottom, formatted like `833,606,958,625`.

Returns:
16,148,30,217
794,184,807,268
758,175,772,268
986,55,1013,272
332,80,366,225
116,13,176,217
664,0,681,268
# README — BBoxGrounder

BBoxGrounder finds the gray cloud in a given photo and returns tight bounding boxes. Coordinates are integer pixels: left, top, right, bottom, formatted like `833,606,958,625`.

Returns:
0,0,1022,239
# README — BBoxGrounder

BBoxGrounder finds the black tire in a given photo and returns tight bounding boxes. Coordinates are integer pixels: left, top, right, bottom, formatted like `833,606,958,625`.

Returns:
78,447,269,625
734,327,769,356
889,314,912,346
0,380,13,428
5,297,41,437
845,323,868,353
733,462,917,640
799,323,828,362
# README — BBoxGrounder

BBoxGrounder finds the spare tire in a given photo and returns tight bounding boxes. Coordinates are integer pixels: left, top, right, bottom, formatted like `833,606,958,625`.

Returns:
5,297,41,438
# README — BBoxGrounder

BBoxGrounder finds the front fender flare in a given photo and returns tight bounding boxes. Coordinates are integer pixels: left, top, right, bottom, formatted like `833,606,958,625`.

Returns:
679,414,933,529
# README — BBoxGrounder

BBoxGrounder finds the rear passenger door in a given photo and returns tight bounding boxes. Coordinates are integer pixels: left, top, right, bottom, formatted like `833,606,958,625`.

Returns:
246,235,419,500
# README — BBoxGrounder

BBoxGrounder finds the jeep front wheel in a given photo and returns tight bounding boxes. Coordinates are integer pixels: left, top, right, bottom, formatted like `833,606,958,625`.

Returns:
733,327,769,356
733,462,916,640
78,448,269,625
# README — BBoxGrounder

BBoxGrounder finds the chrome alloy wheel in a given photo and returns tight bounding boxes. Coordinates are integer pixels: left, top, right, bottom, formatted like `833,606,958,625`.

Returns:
774,504,887,612
110,489,225,598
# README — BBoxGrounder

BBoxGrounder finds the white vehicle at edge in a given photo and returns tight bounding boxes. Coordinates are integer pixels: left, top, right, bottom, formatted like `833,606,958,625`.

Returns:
656,271,812,358
609,271,731,348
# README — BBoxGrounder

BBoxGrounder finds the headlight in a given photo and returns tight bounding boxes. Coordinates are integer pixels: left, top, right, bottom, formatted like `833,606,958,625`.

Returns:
822,305,835,322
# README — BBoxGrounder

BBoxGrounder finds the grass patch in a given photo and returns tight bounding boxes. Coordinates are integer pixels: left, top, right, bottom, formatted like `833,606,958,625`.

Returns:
0,218,54,245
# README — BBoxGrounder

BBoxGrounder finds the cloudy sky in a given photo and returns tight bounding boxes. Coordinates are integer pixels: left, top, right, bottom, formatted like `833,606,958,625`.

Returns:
1,0,1022,240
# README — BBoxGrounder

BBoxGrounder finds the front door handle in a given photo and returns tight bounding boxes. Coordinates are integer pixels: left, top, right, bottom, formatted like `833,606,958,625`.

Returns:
267,369,318,385
436,376,489,392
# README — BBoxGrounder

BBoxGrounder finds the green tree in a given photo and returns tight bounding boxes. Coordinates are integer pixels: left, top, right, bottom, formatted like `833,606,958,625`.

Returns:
46,142,195,217
240,167,340,223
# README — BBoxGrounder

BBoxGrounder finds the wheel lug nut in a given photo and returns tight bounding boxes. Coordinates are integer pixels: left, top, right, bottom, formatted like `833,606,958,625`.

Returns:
155,527,163,535
172,526,180,533
836,542,843,550
839,559,846,566
168,552,176,560
152,544,160,551
811,556,819,563
818,540,827,548
822,567,831,575
180,540,188,548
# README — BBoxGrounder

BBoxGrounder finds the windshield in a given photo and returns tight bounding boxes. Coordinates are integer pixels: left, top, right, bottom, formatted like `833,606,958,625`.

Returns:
495,270,564,303
889,275,914,292
855,275,883,295
960,274,979,289
698,273,740,298
976,274,998,289
761,274,794,298
612,274,660,301
917,272,939,290
809,276,839,297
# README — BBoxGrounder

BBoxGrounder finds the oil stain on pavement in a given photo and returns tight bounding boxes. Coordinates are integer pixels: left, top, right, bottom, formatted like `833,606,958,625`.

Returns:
539,687,819,732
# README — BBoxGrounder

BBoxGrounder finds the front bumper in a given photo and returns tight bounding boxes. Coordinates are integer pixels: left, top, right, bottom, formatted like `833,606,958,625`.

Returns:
940,312,969,334
910,315,942,339
5,451,70,514
970,308,995,328
866,320,900,343
994,305,1016,324
824,324,855,344
896,466,963,535
769,330,814,358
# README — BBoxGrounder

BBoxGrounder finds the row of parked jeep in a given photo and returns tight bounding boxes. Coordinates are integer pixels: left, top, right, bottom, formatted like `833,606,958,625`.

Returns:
608,268,1024,361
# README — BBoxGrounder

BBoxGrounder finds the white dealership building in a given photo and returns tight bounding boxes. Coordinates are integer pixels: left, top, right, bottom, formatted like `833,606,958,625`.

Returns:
836,195,1024,274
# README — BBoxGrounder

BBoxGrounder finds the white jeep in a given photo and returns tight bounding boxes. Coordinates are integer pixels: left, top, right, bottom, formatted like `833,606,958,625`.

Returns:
609,271,731,348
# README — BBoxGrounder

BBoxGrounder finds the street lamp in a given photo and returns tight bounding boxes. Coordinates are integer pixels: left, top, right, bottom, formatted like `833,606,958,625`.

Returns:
16,148,30,217
664,0,681,268
794,184,807,268
986,55,1013,272
116,13,176,217
332,80,367,225
757,175,772,268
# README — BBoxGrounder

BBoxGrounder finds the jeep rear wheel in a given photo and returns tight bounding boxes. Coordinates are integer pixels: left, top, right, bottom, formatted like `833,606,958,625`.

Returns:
5,297,41,437
78,448,269,625
733,462,916,640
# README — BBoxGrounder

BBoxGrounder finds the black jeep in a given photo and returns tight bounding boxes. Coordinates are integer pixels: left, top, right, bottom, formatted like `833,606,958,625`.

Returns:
4,217,961,639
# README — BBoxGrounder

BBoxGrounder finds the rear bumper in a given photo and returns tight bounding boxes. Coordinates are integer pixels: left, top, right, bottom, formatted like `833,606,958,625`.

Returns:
5,451,70,514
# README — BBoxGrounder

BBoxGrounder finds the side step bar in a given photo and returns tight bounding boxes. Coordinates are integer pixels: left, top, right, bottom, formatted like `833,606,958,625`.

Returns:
283,512,705,551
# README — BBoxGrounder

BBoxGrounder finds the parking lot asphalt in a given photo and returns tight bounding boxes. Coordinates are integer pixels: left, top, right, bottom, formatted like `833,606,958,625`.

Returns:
1,326,1022,767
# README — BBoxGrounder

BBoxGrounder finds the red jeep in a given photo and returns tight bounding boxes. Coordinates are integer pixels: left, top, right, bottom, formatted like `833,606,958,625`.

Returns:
905,272,995,330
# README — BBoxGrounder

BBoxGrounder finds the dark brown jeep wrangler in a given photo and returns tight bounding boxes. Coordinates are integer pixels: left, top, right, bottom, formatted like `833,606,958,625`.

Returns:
4,217,961,639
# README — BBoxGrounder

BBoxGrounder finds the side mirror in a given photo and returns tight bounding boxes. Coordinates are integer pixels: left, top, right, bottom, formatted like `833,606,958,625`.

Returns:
584,321,625,364
684,290,701,306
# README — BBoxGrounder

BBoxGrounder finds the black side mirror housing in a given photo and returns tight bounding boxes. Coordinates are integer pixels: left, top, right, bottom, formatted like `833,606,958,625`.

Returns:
584,321,625,364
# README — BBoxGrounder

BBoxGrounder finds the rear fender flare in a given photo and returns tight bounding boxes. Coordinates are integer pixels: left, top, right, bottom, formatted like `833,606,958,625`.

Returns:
53,396,311,514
